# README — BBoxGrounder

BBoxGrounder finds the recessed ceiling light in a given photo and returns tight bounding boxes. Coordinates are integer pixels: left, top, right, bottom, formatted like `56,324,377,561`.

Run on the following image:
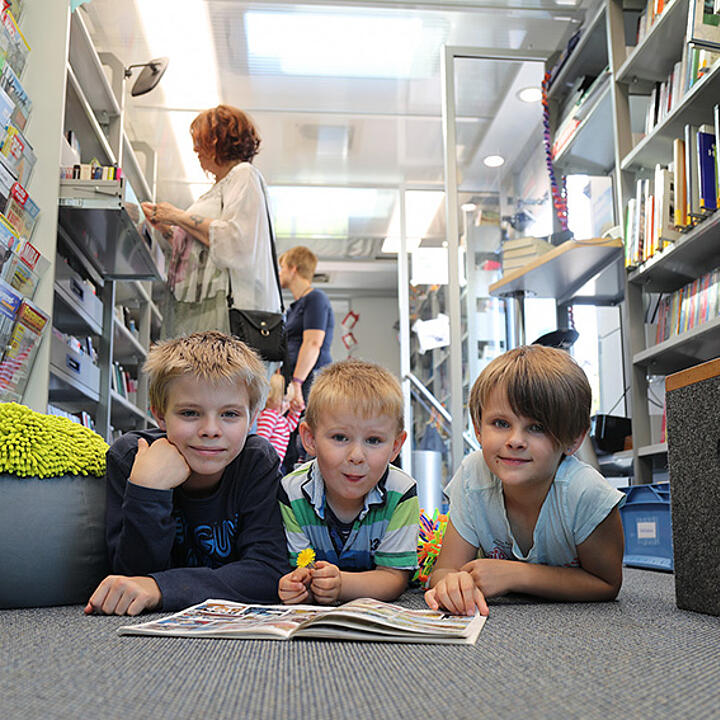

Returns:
483,155,505,168
517,86,542,103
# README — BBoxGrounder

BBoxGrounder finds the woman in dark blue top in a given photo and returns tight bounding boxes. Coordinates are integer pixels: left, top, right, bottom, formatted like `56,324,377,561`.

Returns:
279,246,334,409
278,246,334,472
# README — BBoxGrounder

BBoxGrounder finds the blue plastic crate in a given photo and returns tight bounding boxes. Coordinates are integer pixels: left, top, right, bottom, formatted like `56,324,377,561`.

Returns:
618,483,673,572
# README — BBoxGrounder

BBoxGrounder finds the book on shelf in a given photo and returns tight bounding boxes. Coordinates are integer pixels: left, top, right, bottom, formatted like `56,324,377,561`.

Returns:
117,597,487,645
685,124,701,219
697,127,717,211
654,165,681,249
673,138,689,227
624,197,638,268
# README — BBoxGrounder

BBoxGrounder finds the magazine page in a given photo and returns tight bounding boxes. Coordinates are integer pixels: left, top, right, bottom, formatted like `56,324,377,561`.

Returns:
118,598,486,645
117,600,333,639
296,598,486,643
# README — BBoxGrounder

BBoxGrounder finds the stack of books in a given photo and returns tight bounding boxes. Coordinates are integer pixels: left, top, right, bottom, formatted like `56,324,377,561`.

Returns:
501,236,554,273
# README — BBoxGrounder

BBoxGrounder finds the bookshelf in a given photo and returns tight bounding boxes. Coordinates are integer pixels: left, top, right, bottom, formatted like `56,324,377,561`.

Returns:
608,0,720,483
24,6,163,441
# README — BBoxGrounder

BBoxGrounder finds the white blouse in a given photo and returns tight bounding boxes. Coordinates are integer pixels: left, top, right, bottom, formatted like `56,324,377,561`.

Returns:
172,162,280,313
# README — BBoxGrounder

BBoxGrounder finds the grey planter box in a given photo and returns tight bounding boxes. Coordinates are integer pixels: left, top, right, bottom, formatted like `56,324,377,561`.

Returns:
0,474,108,608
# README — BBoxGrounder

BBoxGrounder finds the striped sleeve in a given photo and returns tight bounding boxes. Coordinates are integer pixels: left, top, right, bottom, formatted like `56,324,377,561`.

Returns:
285,407,302,433
375,485,420,570
278,483,312,567
255,410,278,442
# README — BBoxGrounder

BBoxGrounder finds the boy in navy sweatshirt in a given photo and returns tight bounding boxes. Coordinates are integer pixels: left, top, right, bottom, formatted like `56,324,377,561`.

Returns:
85,331,289,616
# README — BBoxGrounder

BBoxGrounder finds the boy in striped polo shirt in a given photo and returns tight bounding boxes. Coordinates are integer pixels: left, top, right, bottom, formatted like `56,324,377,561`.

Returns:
278,359,419,605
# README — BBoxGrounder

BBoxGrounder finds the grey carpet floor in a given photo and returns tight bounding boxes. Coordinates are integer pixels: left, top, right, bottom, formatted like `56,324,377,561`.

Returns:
1,567,719,720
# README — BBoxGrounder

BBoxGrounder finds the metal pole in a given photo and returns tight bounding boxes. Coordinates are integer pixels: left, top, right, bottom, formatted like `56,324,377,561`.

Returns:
398,186,412,474
440,46,464,474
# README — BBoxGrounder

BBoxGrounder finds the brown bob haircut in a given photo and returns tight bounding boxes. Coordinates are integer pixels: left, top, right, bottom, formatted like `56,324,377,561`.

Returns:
190,105,261,165
469,345,591,449
305,359,404,435
278,246,318,282
144,331,268,419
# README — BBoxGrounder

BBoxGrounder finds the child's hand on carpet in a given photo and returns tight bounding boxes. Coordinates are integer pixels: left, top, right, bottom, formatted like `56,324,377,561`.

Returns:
84,575,161,616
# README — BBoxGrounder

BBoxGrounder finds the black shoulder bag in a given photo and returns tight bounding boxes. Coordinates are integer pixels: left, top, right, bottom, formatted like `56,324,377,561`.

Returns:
226,179,288,363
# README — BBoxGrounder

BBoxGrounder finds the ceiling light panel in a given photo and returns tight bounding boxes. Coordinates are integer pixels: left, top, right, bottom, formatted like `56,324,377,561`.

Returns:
245,10,446,79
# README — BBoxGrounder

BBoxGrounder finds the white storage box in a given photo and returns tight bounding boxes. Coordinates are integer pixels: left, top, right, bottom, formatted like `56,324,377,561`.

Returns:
50,332,100,396
55,262,103,328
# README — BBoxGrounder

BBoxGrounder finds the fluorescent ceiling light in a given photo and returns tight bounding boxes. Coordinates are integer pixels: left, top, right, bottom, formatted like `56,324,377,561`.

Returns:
268,186,391,238
517,87,542,103
246,11,445,79
382,190,444,254
483,155,505,168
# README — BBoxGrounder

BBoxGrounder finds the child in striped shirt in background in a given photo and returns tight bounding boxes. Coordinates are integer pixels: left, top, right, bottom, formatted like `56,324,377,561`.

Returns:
278,359,419,605
255,373,302,463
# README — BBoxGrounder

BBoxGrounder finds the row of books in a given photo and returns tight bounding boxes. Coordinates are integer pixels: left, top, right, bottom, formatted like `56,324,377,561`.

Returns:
635,0,672,46
644,44,720,136
47,403,96,432
624,117,720,267
652,268,720,344
59,161,124,182
111,360,138,403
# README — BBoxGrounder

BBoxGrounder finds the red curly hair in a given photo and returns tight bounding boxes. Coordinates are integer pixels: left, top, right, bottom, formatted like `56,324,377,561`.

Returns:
190,105,261,165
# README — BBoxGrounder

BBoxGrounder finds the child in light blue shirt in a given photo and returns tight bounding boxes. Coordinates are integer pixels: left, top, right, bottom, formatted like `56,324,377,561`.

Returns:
426,345,625,616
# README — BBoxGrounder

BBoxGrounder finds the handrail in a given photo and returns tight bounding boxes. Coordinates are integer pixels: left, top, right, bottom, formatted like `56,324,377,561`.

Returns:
405,372,479,452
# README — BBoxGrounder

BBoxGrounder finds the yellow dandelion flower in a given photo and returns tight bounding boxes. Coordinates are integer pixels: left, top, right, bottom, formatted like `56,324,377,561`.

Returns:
297,548,316,569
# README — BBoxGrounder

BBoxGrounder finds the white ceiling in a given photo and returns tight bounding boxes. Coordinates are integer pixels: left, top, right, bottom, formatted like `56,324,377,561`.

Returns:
81,0,590,294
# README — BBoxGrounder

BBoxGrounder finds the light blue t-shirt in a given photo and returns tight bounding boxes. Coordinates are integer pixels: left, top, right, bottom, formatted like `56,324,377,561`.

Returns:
445,452,626,568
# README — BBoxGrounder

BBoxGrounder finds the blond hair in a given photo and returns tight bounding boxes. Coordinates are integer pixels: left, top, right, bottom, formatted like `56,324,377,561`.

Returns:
144,331,268,417
266,372,285,408
278,246,317,282
305,359,404,434
469,345,591,449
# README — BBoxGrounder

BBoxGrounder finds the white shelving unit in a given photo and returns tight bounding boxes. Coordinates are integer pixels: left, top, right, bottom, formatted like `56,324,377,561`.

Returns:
26,7,163,441
608,0,720,483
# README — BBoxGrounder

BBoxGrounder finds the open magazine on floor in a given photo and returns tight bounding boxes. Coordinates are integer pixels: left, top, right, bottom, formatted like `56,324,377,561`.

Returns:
117,597,486,645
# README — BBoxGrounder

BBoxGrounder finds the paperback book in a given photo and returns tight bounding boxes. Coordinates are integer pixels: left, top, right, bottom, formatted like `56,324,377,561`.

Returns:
118,597,487,645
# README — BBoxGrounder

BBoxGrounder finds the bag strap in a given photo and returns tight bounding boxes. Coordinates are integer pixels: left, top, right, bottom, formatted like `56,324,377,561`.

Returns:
226,170,285,313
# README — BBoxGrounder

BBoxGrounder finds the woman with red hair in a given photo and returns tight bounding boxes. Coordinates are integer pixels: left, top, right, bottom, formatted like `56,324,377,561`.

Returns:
142,105,280,337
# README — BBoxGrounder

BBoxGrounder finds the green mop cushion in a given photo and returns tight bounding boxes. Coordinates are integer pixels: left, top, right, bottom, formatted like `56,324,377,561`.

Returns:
0,402,108,477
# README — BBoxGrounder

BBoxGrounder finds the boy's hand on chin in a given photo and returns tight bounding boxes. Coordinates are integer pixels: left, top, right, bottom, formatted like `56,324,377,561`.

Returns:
129,437,190,490
84,575,161,616
309,561,342,604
